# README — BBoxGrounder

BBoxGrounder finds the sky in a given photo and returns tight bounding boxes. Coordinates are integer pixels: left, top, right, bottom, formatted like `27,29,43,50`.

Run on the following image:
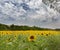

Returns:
0,0,60,29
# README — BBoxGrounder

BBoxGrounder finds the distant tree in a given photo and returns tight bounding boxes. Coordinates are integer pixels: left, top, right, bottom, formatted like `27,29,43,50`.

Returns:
10,24,15,30
0,23,9,30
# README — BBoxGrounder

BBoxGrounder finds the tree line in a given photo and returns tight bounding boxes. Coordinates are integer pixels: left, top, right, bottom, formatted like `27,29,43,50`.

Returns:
0,23,60,31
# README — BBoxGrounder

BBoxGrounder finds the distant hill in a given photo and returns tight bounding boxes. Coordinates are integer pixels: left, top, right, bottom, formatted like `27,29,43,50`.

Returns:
0,23,60,31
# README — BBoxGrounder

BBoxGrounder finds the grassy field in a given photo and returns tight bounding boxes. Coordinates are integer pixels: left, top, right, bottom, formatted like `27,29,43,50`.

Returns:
0,30,60,50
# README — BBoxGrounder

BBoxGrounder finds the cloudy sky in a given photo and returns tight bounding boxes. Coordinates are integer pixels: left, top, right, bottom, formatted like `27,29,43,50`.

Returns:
0,0,60,29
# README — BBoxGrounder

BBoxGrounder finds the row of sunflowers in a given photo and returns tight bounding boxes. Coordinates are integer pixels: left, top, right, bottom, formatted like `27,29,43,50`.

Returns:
0,31,60,50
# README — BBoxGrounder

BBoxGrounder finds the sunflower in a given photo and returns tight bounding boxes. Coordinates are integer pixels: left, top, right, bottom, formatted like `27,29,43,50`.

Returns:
28,35,36,42
46,34,49,36
41,33,44,35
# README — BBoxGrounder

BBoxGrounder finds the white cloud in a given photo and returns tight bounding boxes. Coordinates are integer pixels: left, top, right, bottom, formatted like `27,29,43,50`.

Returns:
0,0,60,29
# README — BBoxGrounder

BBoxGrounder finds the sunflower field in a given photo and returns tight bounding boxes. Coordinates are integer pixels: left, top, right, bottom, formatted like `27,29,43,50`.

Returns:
0,30,60,50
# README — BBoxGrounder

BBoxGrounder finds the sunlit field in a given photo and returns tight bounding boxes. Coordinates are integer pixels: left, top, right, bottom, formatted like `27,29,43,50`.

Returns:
0,30,60,50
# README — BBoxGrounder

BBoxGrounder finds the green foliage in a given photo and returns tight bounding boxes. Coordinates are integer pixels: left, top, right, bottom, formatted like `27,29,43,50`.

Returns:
0,34,60,50
0,24,9,30
0,23,60,30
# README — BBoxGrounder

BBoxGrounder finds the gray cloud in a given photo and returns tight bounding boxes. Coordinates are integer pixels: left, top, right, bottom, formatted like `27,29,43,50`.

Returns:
0,0,60,29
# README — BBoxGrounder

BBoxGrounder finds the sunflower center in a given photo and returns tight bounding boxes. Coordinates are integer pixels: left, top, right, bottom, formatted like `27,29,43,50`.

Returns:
30,36,34,39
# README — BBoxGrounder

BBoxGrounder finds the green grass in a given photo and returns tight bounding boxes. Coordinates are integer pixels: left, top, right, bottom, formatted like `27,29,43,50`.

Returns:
0,34,60,50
